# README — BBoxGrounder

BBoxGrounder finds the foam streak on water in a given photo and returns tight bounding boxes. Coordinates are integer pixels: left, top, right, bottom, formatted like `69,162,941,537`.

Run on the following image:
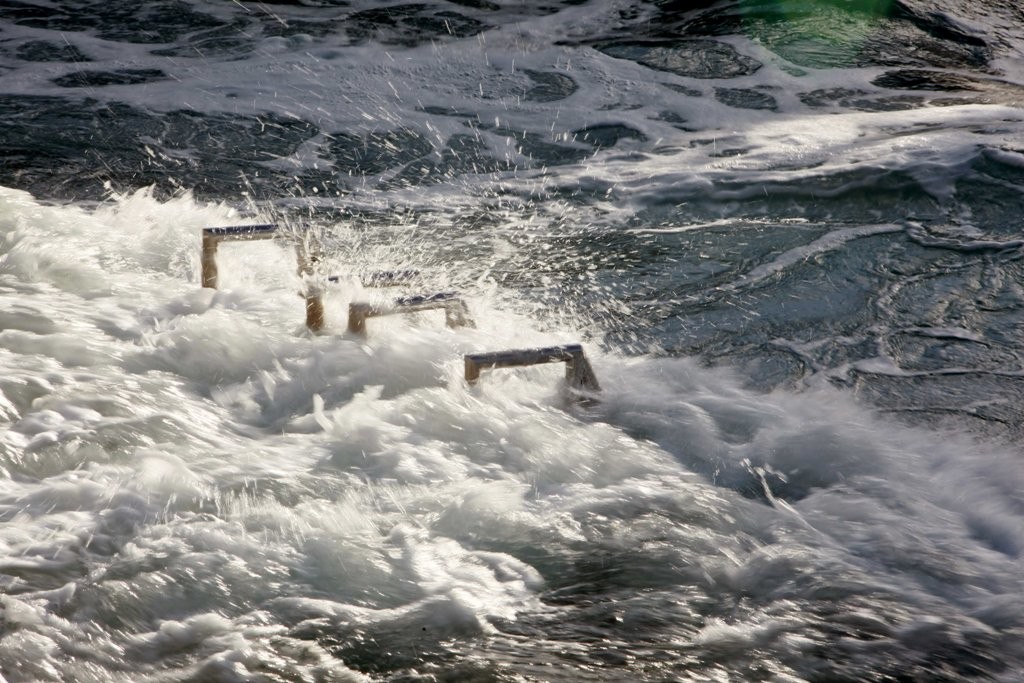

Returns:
1,0,1024,680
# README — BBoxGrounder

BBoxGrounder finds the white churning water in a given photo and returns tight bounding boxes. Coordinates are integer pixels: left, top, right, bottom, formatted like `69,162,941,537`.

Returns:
1,186,1023,680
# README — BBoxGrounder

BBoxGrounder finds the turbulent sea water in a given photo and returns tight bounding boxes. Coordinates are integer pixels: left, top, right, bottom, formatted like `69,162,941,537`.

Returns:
2,0,1024,680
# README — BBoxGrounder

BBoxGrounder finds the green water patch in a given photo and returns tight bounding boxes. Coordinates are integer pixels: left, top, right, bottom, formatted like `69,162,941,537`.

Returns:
749,0,989,69
643,0,991,71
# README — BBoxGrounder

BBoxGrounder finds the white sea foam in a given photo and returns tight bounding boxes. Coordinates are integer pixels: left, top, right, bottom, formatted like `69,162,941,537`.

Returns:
1,184,1023,678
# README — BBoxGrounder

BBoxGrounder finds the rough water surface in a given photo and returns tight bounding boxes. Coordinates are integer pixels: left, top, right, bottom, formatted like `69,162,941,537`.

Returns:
1,1,1023,681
